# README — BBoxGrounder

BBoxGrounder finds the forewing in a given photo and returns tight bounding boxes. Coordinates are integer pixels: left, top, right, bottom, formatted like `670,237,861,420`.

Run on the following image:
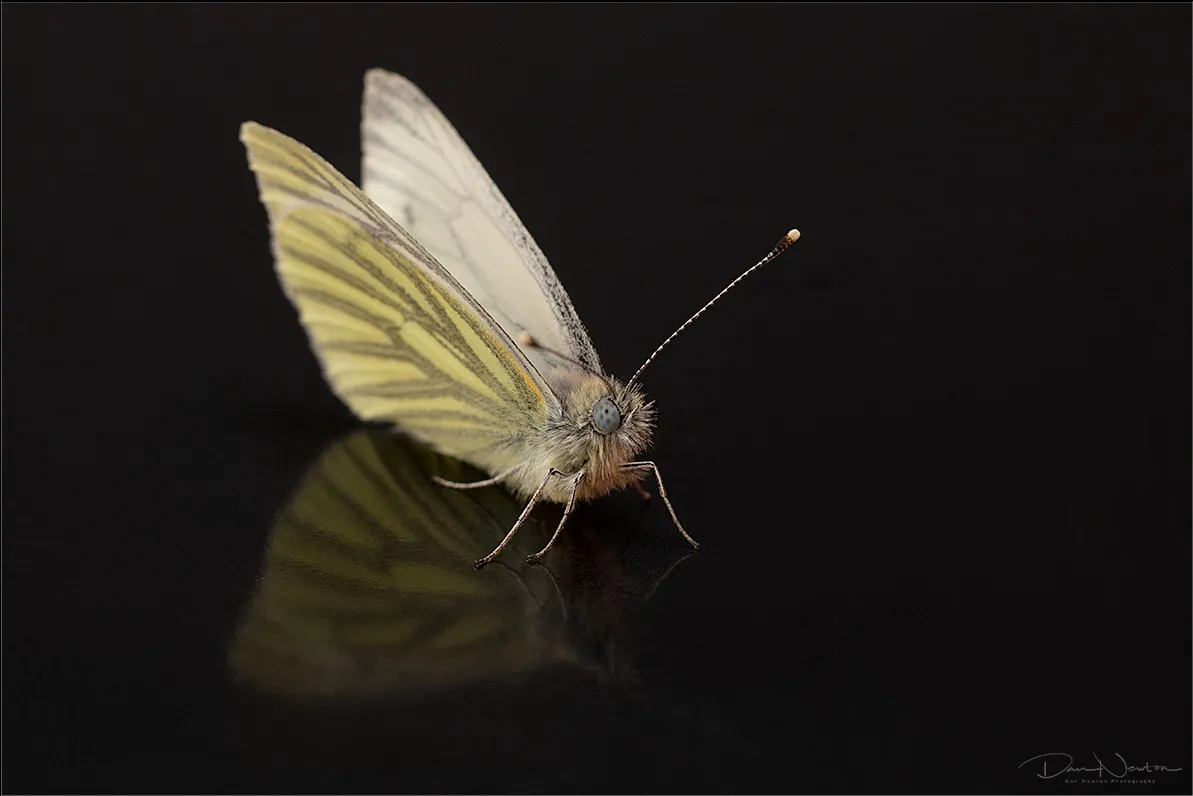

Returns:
228,431,556,697
241,122,554,465
361,69,603,376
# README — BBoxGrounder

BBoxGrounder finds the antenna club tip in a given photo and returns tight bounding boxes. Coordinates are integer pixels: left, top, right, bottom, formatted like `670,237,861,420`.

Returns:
785,228,801,244
519,332,537,347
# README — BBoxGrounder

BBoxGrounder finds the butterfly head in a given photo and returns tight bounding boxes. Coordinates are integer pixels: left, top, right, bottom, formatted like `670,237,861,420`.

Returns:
547,370,654,482
586,378,652,451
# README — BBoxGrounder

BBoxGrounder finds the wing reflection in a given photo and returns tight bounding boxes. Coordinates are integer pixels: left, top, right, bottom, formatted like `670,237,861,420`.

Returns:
229,429,693,698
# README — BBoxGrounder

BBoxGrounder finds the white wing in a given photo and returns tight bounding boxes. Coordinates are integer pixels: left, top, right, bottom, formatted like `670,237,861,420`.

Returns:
360,68,603,377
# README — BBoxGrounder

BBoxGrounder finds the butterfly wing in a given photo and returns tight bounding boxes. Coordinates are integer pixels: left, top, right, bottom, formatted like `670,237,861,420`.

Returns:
241,122,555,470
360,69,603,377
229,430,565,697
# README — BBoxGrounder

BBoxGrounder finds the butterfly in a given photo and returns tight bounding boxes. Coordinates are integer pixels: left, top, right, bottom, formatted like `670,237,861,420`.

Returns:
240,69,798,568
229,429,695,697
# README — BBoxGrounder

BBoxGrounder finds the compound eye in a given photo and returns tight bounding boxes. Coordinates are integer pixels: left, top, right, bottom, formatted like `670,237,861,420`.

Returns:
592,397,622,435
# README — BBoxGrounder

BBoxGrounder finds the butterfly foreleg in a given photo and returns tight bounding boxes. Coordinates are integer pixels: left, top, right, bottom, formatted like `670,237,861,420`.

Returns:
526,471,586,564
621,461,700,550
474,468,565,569
432,470,510,490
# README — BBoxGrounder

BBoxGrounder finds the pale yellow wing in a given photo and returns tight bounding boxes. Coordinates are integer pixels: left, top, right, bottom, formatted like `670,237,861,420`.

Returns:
228,430,562,698
240,122,555,466
228,431,693,698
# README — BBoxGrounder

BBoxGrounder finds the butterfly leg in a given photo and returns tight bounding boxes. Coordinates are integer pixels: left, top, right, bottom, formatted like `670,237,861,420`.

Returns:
474,468,564,569
527,472,586,564
643,548,700,601
525,559,569,621
491,560,568,621
621,461,700,550
433,472,506,490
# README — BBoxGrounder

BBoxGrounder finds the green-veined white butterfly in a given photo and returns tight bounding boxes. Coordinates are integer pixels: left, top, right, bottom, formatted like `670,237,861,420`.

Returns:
229,429,694,697
240,69,798,568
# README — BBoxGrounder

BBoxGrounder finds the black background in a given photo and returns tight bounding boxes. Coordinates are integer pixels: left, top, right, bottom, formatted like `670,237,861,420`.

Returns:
4,4,1190,794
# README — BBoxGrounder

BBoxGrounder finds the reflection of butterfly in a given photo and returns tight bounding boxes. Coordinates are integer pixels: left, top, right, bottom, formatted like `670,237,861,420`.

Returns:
229,430,694,698
241,69,799,567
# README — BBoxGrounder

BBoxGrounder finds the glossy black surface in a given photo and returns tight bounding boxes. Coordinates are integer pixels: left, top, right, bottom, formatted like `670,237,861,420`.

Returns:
5,5,1190,793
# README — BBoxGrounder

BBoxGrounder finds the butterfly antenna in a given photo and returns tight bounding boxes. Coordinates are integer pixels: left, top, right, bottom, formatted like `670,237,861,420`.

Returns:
520,333,614,391
626,229,801,389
